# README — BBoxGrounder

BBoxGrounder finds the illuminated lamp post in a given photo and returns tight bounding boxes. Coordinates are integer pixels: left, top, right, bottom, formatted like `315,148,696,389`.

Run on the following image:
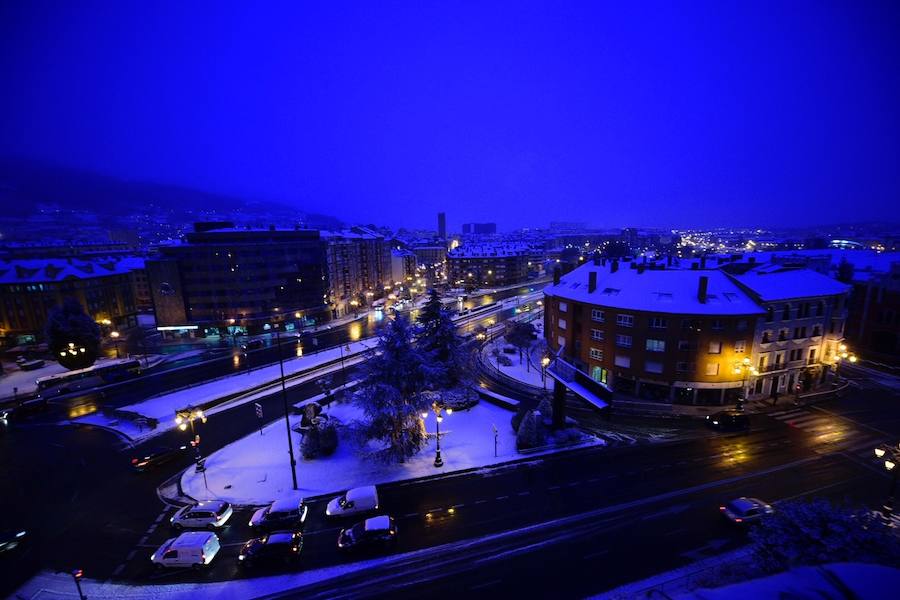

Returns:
873,443,900,519
421,401,453,467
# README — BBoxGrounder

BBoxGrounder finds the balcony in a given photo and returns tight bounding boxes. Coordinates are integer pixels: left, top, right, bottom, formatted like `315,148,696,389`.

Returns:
547,356,610,411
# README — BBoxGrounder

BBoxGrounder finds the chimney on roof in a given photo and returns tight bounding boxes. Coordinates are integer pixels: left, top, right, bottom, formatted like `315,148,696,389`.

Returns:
698,275,709,304
588,271,597,293
610,259,619,273
700,255,707,269
553,266,561,285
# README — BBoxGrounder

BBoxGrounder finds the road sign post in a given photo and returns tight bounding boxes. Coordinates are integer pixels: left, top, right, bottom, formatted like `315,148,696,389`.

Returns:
255,402,264,435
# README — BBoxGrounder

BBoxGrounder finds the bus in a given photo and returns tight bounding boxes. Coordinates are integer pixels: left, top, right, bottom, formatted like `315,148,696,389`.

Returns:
456,301,498,318
36,359,142,399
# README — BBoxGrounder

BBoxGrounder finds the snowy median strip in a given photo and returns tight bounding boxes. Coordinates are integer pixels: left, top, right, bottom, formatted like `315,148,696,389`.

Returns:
72,340,378,443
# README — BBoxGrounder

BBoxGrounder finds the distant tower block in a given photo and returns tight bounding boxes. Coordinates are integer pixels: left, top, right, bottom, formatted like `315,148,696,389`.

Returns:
438,212,447,239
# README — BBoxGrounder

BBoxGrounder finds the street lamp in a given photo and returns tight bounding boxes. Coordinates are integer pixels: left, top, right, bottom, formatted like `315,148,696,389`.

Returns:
834,343,857,381
175,406,207,470
350,299,359,318
732,357,759,409
110,330,121,358
873,443,900,519
421,401,453,467
542,356,551,390
274,325,299,490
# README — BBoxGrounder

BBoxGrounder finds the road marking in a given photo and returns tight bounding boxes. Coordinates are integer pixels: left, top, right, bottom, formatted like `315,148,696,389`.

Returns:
548,485,561,491
474,499,488,505
452,503,466,509
111,563,126,577
785,415,825,426
586,477,602,483
469,579,502,591
810,405,895,437
583,549,609,560
567,481,581,487
146,524,157,535
775,474,868,503
153,513,167,524
126,549,137,562
496,495,509,501
517,491,530,497
138,535,149,545
403,512,419,518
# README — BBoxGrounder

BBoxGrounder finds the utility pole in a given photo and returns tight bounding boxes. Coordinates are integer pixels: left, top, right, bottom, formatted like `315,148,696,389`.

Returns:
276,327,298,490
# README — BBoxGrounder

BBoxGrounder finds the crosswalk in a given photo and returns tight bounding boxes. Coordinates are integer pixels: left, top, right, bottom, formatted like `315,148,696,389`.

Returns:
768,407,885,457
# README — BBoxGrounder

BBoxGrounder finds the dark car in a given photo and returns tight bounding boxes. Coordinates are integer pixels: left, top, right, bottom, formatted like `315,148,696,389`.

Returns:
242,339,265,351
337,515,397,553
0,529,28,555
131,446,188,472
3,399,49,422
237,531,303,568
706,411,750,431
248,498,309,532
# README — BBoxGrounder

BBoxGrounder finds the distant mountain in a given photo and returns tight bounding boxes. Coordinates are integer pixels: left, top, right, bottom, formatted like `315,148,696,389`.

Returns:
0,156,342,229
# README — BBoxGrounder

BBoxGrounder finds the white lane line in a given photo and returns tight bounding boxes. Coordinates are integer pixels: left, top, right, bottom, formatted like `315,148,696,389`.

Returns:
474,499,488,505
138,535,149,545
111,564,126,577
451,503,466,509
548,485,561,491
496,495,509,501
586,477,602,483
567,481,581,487
153,513,167,524
584,549,609,560
469,579,503,591
146,524,157,535
785,415,827,426
403,512,419,518
125,549,137,562
517,491,530,497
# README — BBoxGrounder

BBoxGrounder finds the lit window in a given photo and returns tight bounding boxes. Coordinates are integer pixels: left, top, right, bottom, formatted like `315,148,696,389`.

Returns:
706,362,719,376
645,339,666,352
590,348,603,361
645,361,663,374
558,318,567,330
708,341,722,354
734,340,746,353
616,334,632,348
559,302,568,313
590,329,604,341
614,354,631,368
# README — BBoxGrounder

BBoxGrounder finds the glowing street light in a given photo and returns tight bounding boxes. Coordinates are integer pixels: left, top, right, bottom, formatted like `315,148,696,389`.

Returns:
422,401,452,467
872,443,900,519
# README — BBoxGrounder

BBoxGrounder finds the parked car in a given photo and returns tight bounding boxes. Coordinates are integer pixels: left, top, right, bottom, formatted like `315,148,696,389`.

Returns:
131,446,188,472
0,529,28,555
720,497,774,524
2,399,49,422
151,531,221,569
237,531,303,567
242,339,265,351
706,411,750,431
337,515,397,552
249,497,309,532
170,500,233,531
326,485,379,518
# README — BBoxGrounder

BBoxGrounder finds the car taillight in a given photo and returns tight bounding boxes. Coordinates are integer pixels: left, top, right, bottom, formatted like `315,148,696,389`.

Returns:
719,506,726,511
201,553,206,563
735,518,743,523
132,458,138,464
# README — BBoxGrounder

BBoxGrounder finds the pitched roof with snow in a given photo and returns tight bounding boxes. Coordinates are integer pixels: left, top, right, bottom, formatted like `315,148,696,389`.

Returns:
728,268,850,302
0,258,139,284
545,262,765,316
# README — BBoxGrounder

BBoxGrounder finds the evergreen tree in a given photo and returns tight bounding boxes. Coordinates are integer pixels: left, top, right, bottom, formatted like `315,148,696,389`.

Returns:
417,288,444,331
45,298,101,370
417,289,470,387
750,498,900,574
353,316,440,462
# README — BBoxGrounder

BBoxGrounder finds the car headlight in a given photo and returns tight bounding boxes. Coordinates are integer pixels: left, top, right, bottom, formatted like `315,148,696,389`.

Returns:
151,553,156,561
238,554,245,561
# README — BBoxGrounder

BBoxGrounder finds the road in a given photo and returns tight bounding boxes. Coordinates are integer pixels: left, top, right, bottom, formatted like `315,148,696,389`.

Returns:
3,368,896,599
29,282,547,419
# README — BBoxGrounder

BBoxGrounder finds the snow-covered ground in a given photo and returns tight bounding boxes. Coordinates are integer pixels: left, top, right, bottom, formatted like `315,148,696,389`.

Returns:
182,399,527,505
71,339,378,444
482,316,547,389
0,359,69,397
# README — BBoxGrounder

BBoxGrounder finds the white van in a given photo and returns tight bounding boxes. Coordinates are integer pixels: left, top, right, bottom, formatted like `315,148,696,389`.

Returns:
326,485,379,518
151,531,221,569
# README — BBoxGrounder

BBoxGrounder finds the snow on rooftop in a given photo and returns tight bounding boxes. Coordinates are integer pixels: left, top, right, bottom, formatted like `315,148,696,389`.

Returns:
365,515,391,531
545,262,764,315
731,268,850,301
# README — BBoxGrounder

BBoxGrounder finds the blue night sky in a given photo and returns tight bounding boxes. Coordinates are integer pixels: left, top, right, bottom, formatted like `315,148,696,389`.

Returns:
1,1,898,231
